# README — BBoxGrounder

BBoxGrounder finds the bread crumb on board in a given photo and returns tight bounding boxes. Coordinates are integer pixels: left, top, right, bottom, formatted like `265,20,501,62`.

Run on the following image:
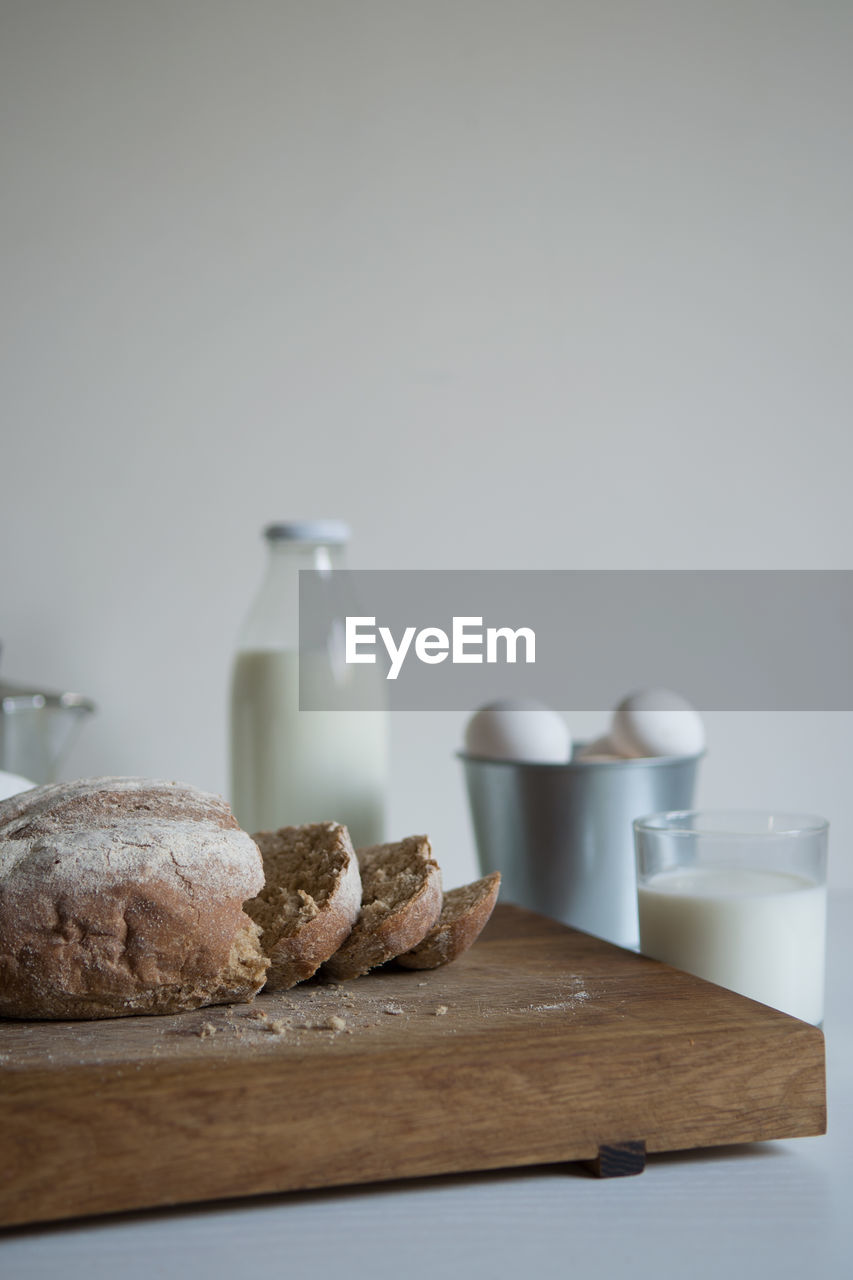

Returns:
434,1005,448,1016
197,1023,217,1039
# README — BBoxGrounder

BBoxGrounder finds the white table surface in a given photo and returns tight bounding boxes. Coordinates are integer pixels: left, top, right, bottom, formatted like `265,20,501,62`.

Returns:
3,892,851,1280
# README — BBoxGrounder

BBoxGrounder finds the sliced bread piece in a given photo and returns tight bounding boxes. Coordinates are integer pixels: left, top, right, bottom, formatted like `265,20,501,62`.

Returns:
323,836,442,981
244,822,361,990
396,871,501,970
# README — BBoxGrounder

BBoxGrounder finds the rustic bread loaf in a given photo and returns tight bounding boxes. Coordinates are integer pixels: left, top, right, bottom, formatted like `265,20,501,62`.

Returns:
323,836,442,980
0,777,268,1019
244,822,361,990
396,871,501,970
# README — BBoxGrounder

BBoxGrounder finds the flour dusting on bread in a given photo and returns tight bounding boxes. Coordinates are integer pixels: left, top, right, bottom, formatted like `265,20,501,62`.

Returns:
0,778,267,1020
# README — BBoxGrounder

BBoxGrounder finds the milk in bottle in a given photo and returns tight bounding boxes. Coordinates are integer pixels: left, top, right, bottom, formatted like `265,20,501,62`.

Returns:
229,522,387,846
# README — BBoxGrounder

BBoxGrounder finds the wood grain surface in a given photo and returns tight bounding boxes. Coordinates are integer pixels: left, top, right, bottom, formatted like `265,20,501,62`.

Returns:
0,904,826,1229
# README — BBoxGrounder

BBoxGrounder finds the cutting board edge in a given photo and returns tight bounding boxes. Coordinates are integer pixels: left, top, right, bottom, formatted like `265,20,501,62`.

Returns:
0,903,828,1229
0,1011,826,1229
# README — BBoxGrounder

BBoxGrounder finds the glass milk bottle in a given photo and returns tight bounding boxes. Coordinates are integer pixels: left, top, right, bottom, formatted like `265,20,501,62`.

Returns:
229,521,387,846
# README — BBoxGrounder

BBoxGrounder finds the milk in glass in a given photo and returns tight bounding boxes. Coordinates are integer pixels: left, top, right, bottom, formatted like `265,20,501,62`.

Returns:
638,865,826,1024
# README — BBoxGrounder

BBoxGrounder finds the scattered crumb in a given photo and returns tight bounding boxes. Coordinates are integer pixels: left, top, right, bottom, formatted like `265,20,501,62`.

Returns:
246,1009,268,1022
417,982,428,987
267,1019,289,1035
326,1016,346,1032
197,1023,217,1039
383,1005,404,1016
434,1005,448,1016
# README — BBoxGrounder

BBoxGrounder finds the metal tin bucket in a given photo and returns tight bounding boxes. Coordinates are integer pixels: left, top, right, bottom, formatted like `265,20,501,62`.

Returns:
460,746,703,948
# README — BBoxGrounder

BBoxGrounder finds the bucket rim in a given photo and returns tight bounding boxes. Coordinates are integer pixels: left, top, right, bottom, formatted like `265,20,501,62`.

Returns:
457,745,706,770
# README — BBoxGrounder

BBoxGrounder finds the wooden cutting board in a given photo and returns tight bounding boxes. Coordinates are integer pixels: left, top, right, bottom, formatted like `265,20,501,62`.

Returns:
0,904,825,1229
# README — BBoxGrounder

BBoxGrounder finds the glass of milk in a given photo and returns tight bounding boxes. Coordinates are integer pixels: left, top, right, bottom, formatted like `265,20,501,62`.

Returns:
634,811,828,1025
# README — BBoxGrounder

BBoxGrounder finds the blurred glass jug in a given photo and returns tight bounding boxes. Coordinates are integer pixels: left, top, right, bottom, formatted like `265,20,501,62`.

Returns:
0,678,95,784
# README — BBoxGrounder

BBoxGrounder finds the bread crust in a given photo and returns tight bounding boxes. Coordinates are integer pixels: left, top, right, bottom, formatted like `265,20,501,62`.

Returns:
323,836,443,981
396,872,501,970
245,823,362,990
0,777,267,1019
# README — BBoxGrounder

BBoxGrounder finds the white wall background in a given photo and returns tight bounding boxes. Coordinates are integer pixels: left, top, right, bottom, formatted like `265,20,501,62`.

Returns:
1,1,851,885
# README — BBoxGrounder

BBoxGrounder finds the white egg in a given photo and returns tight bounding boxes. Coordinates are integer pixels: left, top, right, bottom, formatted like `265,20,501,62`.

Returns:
610,688,706,758
464,699,572,764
